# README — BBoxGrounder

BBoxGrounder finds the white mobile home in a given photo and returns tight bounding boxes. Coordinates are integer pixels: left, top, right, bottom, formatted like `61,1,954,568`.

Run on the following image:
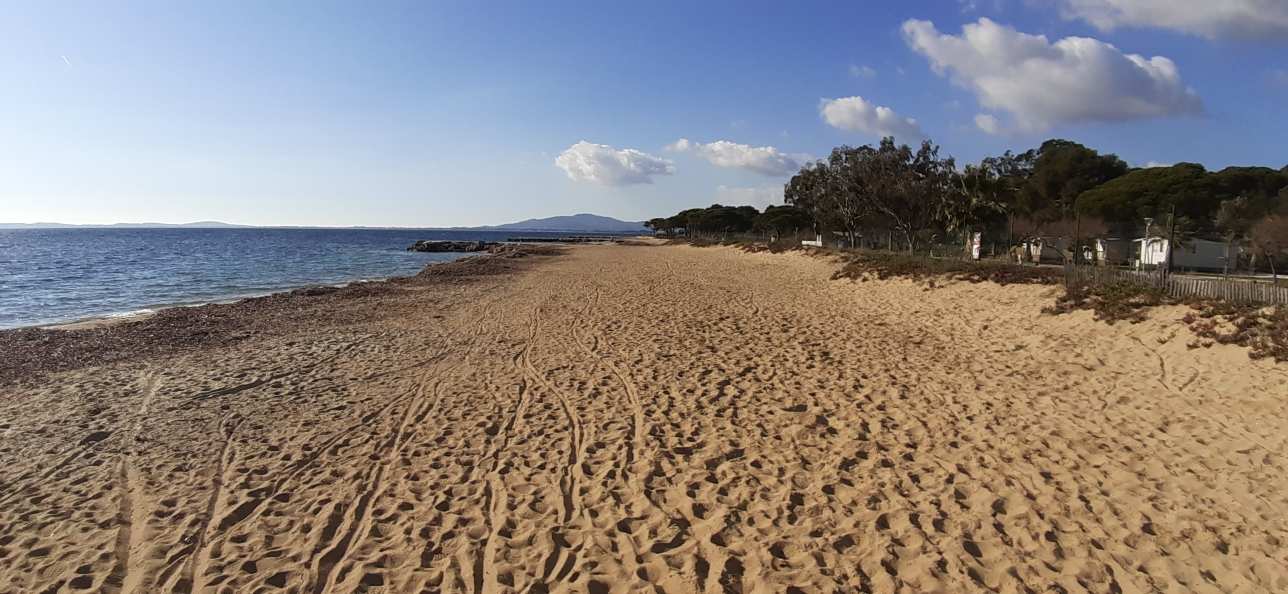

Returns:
1133,237,1230,271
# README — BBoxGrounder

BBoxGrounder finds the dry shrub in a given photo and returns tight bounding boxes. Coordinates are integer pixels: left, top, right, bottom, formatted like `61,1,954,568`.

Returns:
673,237,719,247
1044,281,1168,324
739,239,803,254
830,252,1062,286
1046,278,1288,361
1182,302,1288,362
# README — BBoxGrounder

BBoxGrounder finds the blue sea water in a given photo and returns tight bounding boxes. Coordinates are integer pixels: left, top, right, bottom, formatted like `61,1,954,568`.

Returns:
0,228,542,329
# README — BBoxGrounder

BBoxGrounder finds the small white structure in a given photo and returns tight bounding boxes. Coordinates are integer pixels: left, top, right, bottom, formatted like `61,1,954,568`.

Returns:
1133,237,1229,271
1093,238,1132,265
1024,237,1067,263
801,234,824,248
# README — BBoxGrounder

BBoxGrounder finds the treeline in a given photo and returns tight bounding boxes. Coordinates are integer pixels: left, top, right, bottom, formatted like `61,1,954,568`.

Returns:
646,204,813,238
651,137,1288,270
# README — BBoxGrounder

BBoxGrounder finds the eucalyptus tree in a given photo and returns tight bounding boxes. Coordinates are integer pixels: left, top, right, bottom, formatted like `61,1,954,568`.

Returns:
859,138,955,254
784,161,832,237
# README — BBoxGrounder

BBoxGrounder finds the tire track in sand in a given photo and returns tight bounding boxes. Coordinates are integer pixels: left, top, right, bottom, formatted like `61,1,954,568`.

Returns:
522,301,591,587
469,301,541,594
180,311,470,563
177,413,242,593
311,303,496,594
569,286,645,479
104,369,161,594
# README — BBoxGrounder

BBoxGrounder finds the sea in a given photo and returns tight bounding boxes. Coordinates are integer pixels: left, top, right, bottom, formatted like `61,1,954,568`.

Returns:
0,228,561,329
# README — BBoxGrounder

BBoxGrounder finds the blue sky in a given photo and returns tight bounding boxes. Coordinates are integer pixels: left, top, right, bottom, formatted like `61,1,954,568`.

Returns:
2,0,1285,226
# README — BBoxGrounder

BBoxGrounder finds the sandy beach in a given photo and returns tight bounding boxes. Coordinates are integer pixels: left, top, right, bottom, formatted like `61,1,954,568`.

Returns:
2,242,1286,593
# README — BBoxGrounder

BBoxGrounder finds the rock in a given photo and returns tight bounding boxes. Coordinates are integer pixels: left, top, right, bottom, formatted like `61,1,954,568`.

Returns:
407,240,500,253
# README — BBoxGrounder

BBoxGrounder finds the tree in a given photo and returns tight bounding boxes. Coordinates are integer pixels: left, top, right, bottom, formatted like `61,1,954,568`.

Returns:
1207,167,1288,208
1076,163,1210,227
659,137,1285,262
784,161,832,237
944,160,1013,257
981,150,1036,246
660,204,761,239
644,218,674,236
1215,196,1260,274
1250,212,1288,280
863,138,955,254
1022,139,1128,226
822,146,878,247
754,205,812,238
672,208,705,236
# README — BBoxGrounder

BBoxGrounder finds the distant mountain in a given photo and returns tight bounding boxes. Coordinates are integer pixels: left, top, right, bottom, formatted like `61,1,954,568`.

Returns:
0,221,250,229
0,214,648,233
481,213,648,233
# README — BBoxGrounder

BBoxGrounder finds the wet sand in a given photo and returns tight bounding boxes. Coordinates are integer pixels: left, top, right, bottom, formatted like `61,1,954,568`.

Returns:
1,243,1286,593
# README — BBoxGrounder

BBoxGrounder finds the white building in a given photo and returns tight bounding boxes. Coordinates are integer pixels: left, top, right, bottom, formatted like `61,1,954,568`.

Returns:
1133,237,1230,271
1022,237,1067,263
1093,238,1133,265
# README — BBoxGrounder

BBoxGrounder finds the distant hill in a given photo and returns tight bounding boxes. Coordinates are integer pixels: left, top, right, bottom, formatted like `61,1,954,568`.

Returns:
481,213,648,233
0,221,250,229
0,214,648,233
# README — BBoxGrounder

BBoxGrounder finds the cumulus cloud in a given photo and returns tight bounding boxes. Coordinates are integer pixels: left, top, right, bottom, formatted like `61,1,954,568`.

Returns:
1058,0,1288,40
1142,160,1172,168
667,139,809,176
715,185,784,209
664,138,693,152
902,18,1202,132
819,96,924,139
974,113,1003,135
554,141,674,186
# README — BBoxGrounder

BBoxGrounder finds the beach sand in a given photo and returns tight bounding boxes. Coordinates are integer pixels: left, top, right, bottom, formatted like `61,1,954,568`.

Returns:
1,243,1286,593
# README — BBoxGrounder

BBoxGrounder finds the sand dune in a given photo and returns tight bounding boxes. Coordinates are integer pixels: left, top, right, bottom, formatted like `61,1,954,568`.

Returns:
2,243,1286,593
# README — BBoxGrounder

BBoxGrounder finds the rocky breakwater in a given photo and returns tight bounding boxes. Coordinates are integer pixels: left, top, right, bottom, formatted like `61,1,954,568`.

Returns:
407,240,500,253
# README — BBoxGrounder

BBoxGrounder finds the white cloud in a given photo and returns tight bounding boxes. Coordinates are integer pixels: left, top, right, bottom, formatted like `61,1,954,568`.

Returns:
715,185,784,209
667,139,809,176
819,96,924,139
902,18,1202,132
849,64,877,78
1142,160,1172,168
1058,0,1288,40
554,141,674,186
974,113,1003,135
664,138,693,152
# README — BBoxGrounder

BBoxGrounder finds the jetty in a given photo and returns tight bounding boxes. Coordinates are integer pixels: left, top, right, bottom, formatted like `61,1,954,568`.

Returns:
407,240,499,253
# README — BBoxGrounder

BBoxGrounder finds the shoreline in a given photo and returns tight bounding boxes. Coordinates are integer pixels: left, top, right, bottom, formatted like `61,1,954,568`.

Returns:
9,239,626,332
0,245,563,385
29,276,398,332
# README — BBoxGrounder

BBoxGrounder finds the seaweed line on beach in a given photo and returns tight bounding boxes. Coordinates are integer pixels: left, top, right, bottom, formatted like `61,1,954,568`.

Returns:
0,245,565,387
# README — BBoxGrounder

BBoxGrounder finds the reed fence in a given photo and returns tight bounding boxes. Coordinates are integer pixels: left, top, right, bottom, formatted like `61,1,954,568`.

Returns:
1064,265,1288,306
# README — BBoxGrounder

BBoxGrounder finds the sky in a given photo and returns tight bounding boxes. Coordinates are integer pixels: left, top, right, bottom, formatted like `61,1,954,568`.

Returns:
2,0,1286,227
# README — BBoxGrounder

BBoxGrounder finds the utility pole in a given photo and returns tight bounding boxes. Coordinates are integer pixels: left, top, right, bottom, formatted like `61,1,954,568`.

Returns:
1165,203,1177,276
1073,212,1081,266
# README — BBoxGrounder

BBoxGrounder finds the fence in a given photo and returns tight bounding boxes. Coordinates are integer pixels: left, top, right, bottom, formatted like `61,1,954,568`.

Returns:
1064,265,1288,306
